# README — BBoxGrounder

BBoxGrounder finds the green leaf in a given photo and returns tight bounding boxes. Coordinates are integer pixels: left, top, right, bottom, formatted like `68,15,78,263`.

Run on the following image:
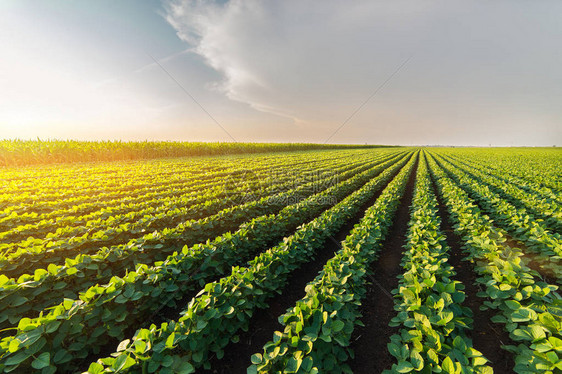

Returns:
511,307,536,323
45,321,61,334
134,340,147,354
505,300,521,310
301,356,314,371
177,362,195,374
87,362,104,374
410,350,424,371
273,331,283,343
473,356,488,366
388,342,401,358
53,348,71,364
251,354,262,364
5,351,30,366
63,298,74,309
427,349,439,364
452,336,467,351
115,294,128,304
112,354,135,371
8,339,19,353
193,351,204,363
395,361,414,373
286,356,302,373
442,356,455,373
117,339,130,352
31,352,50,370
161,355,173,368
165,333,176,349
549,336,562,352
332,320,345,333
11,296,28,307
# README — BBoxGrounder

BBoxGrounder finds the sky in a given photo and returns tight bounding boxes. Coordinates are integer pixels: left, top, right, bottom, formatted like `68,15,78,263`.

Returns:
0,0,561,146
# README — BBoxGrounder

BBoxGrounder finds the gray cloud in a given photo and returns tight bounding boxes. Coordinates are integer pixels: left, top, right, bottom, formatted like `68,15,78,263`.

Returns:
164,0,562,145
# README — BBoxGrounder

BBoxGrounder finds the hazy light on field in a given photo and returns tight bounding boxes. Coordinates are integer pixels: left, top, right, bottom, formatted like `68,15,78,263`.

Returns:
0,0,561,146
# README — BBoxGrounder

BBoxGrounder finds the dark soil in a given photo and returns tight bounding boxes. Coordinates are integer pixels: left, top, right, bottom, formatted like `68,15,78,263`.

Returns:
348,157,418,374
430,175,515,374
201,158,410,374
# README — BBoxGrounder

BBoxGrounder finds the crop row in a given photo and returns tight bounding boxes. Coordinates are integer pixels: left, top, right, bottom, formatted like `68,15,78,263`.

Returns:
443,152,562,207
438,154,561,233
432,154,562,281
439,149,561,194
0,151,360,228
384,153,490,373
0,152,414,373
428,154,562,374
76,153,417,374
248,151,418,373
0,152,369,258
0,148,351,200
0,152,407,331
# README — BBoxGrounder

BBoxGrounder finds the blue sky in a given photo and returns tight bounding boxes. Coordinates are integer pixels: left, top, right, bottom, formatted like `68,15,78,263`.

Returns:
1,0,561,145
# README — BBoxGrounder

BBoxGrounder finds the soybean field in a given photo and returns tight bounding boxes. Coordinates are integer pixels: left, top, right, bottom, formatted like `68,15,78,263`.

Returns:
0,147,560,374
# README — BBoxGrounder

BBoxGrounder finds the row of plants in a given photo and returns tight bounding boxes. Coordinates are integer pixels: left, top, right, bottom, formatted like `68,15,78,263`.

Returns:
0,162,224,210
0,152,406,331
0,150,351,229
437,149,561,197
0,147,342,196
427,154,562,374
443,152,561,205
0,159,243,216
0,161,284,241
74,154,416,374
432,155,562,281
0,153,414,373
0,152,363,251
439,154,561,233
384,153,491,373
1,153,398,279
432,155,561,258
248,151,418,374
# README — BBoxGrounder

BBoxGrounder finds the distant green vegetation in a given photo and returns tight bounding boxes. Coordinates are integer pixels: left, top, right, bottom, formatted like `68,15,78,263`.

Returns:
0,140,387,167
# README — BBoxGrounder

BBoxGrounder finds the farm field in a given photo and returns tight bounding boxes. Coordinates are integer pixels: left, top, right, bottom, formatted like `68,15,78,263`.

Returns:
0,147,560,374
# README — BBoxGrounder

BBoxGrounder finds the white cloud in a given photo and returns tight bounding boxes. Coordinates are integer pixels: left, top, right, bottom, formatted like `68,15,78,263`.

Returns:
164,0,422,124
164,0,562,145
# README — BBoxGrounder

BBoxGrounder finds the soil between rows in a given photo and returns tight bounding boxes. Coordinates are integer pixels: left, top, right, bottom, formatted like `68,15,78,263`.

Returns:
348,156,418,374
430,172,515,374
201,157,411,374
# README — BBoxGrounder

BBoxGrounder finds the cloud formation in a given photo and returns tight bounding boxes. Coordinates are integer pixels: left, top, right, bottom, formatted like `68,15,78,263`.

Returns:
164,0,420,124
164,0,562,145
